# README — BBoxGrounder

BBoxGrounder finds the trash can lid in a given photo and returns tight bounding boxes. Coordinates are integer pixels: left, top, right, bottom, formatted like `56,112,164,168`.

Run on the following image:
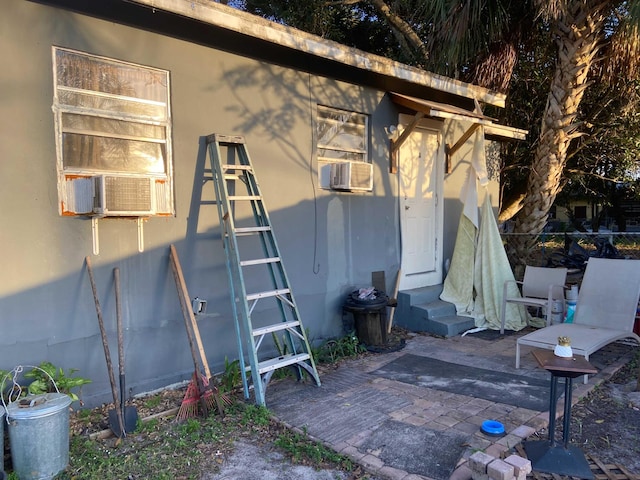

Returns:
6,393,71,419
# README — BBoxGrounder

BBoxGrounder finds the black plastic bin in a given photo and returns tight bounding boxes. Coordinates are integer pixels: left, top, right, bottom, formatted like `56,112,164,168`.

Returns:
343,290,389,346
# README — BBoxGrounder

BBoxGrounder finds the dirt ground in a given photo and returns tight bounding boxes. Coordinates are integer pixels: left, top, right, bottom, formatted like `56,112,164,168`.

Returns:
568,356,640,474
9,340,637,479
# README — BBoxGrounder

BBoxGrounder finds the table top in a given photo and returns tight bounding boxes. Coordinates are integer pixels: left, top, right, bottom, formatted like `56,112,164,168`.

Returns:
532,349,598,377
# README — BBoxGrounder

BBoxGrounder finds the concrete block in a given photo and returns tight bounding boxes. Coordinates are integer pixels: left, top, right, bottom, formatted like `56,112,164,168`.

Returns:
449,463,473,480
471,473,489,480
468,451,494,474
487,459,514,480
504,455,532,479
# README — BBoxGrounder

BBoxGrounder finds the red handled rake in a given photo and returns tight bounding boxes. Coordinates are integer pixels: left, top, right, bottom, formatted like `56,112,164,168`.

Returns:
169,245,231,420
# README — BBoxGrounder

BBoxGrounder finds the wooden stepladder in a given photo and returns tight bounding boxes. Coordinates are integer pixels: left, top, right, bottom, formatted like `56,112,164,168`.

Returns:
205,133,320,406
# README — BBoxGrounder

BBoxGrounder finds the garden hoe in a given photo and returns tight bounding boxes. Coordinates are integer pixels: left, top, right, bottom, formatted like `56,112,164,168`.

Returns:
108,267,139,436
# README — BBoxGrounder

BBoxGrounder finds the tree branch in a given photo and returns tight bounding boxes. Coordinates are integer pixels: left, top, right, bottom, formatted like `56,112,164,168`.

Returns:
367,0,430,64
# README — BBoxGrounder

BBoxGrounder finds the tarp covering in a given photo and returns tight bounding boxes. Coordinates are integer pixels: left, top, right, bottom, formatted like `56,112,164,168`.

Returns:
472,194,528,330
440,167,478,316
440,127,527,331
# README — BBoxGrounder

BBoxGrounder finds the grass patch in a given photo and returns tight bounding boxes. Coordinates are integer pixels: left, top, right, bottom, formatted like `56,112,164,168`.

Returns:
27,400,368,480
275,427,353,470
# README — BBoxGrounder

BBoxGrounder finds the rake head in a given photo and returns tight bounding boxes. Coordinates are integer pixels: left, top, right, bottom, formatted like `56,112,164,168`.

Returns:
176,373,231,421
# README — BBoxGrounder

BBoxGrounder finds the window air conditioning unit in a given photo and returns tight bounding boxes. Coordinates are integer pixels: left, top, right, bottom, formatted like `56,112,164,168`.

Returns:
329,162,373,191
93,175,156,216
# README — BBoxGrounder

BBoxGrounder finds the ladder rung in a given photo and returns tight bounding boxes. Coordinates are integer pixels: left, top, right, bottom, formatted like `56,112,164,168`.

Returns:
236,226,271,235
246,288,290,301
206,133,245,145
241,257,280,267
222,164,252,171
256,353,311,375
224,174,245,181
252,320,301,337
229,195,261,201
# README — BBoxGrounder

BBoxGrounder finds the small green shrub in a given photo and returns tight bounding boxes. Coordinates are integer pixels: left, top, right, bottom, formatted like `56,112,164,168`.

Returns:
216,357,241,393
314,332,366,364
24,361,91,403
1,362,91,404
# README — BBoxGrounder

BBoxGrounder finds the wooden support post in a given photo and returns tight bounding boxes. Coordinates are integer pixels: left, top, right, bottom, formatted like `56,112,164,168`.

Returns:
390,112,424,173
445,122,481,174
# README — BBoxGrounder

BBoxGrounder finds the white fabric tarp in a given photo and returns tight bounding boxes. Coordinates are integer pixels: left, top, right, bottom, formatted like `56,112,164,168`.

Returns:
472,194,528,331
440,167,478,316
440,126,527,331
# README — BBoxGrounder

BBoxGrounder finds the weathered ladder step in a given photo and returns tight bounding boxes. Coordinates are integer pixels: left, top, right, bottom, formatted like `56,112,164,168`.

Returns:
252,320,301,337
240,257,280,267
222,164,252,171
229,195,261,201
235,226,271,235
256,353,311,375
246,288,290,301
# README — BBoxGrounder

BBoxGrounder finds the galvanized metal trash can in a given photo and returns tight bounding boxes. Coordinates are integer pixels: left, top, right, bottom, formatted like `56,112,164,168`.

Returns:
6,393,72,480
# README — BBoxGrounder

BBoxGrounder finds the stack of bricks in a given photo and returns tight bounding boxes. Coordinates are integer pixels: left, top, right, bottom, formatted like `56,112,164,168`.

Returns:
468,451,532,480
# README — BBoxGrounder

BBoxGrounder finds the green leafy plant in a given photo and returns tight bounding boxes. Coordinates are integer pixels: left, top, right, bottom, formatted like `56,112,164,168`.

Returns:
275,427,352,468
216,357,241,394
240,404,271,427
314,332,366,364
23,361,91,403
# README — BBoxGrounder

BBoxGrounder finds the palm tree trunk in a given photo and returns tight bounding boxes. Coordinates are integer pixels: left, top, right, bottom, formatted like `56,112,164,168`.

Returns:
509,0,609,262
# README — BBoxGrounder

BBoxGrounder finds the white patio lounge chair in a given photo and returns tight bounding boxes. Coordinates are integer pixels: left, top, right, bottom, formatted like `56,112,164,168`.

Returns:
500,266,568,334
515,258,640,378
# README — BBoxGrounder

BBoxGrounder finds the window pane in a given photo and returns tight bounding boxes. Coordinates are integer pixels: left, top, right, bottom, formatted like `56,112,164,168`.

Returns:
63,133,166,173
318,149,366,162
317,107,368,162
56,49,168,103
318,123,366,152
62,113,165,140
58,90,166,120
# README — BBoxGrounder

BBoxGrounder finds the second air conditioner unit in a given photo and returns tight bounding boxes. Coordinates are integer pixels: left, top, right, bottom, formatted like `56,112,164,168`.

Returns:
329,162,373,191
93,175,156,216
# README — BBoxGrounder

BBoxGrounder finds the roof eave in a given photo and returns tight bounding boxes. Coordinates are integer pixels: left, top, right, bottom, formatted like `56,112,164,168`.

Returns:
127,0,507,108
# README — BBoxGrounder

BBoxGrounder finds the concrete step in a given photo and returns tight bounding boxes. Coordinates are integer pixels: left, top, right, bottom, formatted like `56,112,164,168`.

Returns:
397,285,443,310
394,285,475,337
412,299,456,319
396,309,475,337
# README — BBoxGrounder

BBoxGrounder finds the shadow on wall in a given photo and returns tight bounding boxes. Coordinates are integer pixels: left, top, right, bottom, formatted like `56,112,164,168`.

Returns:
0,48,401,409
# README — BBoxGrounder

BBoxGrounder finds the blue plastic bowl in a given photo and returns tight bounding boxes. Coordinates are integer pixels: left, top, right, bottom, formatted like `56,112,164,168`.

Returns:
481,420,505,436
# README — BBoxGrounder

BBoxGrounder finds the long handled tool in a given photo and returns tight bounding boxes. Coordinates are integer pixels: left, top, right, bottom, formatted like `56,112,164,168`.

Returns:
108,267,139,436
169,245,217,420
85,256,125,438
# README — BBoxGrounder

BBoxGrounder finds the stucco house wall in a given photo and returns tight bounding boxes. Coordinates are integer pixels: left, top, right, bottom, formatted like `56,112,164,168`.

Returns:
1,0,502,406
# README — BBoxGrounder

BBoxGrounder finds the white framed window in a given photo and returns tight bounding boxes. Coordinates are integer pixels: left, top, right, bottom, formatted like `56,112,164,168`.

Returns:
52,47,174,216
316,106,372,191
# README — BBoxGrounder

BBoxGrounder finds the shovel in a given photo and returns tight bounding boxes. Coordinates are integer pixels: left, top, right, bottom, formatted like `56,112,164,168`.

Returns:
108,267,139,437
109,267,138,437
86,257,125,438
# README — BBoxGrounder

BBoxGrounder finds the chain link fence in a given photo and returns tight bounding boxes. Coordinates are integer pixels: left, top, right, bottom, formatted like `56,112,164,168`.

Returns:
500,232,640,278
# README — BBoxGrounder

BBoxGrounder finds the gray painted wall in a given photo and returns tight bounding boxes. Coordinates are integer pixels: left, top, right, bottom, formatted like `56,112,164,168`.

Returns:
0,0,497,407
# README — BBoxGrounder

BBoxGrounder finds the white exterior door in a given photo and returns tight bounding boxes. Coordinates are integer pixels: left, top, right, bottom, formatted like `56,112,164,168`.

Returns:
398,120,443,289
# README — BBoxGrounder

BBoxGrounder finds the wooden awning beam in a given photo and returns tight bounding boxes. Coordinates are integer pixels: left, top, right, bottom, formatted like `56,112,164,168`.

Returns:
389,111,424,173
388,92,527,174
445,123,481,173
